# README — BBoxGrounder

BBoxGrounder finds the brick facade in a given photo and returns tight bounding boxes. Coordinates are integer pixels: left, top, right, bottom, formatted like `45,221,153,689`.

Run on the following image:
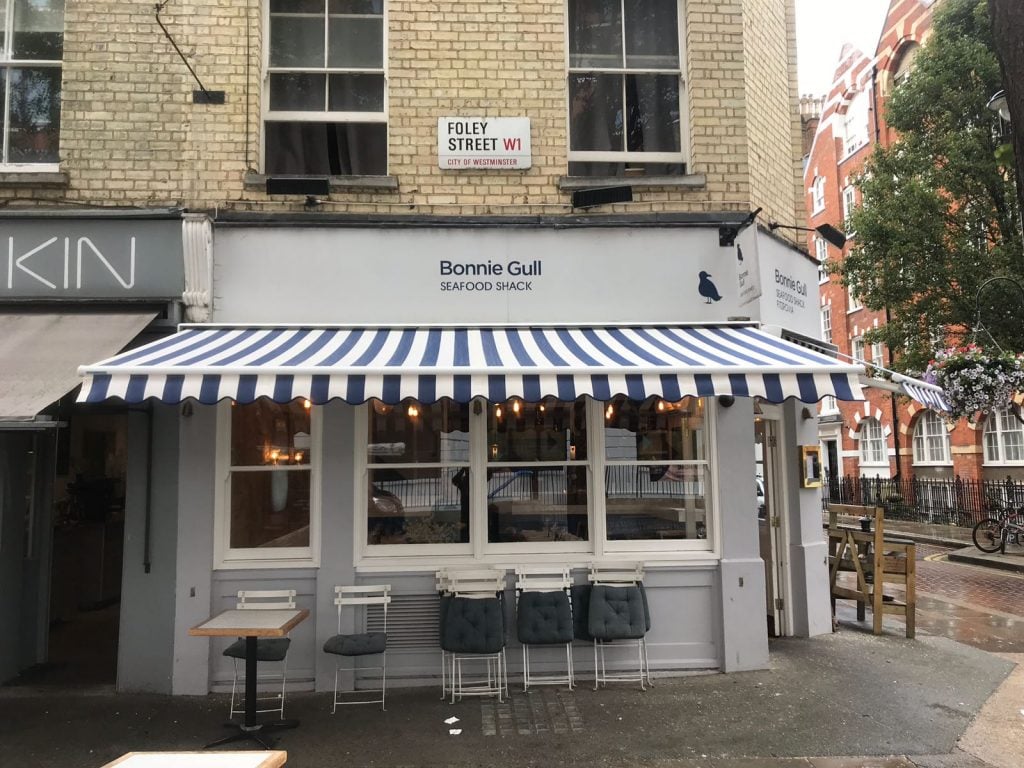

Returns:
7,0,803,229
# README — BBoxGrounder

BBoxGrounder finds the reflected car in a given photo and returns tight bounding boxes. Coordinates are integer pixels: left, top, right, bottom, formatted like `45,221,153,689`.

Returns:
370,485,404,518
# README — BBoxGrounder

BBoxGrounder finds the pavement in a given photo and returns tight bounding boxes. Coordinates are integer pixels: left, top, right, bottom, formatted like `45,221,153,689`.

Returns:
1,630,1021,768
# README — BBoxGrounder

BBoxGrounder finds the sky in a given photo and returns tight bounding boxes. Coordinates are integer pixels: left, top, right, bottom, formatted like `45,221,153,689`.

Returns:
795,0,891,97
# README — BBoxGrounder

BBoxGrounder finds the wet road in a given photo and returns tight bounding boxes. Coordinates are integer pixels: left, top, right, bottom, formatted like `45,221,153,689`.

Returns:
835,543,1024,652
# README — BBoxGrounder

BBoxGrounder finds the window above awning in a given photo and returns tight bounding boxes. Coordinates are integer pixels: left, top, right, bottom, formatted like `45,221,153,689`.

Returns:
1,310,156,422
77,324,866,406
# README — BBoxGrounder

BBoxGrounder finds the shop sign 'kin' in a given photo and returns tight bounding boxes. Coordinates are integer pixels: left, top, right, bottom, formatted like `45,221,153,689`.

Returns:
438,117,532,170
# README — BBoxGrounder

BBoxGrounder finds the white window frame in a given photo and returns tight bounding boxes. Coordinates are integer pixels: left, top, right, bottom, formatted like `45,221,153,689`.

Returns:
851,336,865,362
811,176,825,213
820,305,832,344
842,91,870,157
820,395,839,415
213,402,323,569
847,285,863,312
354,397,719,567
912,411,951,466
816,236,829,283
842,185,856,225
565,0,689,172
261,0,389,174
870,341,884,367
859,417,887,465
0,0,63,171
984,408,1024,465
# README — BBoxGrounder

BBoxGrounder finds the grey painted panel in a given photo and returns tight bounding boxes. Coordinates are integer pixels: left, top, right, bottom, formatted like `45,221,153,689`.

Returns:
117,407,180,693
171,405,217,695
0,433,32,682
0,219,184,299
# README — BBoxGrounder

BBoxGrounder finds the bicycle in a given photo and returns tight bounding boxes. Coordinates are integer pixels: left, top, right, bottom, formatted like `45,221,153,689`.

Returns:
971,506,1024,553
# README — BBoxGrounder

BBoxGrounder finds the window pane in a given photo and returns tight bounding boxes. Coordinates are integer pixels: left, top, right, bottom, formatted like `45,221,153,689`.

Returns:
8,67,60,163
487,466,589,543
486,398,587,463
265,121,387,175
330,0,382,13
328,73,384,111
229,469,310,548
569,73,622,152
327,17,383,68
606,464,706,540
270,14,325,68
568,0,622,68
368,467,470,545
12,0,63,60
271,0,323,12
624,0,678,68
231,400,313,467
269,73,326,111
626,73,680,153
604,396,705,461
368,400,470,464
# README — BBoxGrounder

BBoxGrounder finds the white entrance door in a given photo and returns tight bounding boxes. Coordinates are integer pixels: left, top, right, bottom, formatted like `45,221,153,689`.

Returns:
756,416,787,636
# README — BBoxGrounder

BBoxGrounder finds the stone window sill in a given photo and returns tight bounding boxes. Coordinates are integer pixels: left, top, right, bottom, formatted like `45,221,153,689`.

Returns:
558,174,706,191
0,171,69,188
244,171,399,193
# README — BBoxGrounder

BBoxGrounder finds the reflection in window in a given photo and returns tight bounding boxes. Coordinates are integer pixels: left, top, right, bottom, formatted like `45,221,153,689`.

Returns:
603,396,708,541
366,400,470,545
0,1,63,165
486,397,588,543
228,399,312,549
567,0,684,177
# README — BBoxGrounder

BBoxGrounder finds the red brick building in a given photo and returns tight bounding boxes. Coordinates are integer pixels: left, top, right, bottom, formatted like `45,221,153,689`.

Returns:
804,0,1009,491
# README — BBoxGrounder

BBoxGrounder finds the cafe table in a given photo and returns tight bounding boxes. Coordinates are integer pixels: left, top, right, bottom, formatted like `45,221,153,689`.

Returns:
101,751,286,768
190,607,310,749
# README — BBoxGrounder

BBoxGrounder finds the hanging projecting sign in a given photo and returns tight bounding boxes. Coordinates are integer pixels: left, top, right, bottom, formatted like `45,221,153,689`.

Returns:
438,117,531,170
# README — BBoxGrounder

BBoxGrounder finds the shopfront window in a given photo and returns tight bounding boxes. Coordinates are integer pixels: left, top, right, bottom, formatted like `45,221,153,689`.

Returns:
984,408,1024,464
567,0,685,177
365,400,470,545
264,0,387,175
222,400,315,559
486,397,589,543
603,396,708,541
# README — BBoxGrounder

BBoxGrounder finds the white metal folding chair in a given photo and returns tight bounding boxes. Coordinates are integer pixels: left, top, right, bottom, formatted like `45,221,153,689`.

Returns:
514,566,575,691
439,568,509,703
323,584,391,712
588,564,652,690
223,589,296,719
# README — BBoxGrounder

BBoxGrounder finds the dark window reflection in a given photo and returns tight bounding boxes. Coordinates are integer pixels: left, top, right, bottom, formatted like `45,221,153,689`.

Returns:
8,67,60,163
12,0,64,60
265,121,386,175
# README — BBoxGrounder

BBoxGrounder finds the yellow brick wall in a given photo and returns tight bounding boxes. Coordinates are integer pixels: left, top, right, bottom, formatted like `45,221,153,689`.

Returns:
16,0,798,219
741,0,803,234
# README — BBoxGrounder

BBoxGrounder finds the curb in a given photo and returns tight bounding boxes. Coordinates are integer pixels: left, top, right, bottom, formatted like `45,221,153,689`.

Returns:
947,547,1024,574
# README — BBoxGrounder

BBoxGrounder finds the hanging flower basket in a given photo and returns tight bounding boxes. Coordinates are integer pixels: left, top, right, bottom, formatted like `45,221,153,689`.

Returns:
925,345,1024,422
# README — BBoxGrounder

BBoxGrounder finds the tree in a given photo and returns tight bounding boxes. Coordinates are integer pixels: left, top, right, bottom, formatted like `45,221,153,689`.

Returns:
838,0,1022,374
989,0,1024,209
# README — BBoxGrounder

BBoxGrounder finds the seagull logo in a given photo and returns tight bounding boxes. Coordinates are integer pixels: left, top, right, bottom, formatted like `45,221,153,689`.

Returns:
698,271,722,303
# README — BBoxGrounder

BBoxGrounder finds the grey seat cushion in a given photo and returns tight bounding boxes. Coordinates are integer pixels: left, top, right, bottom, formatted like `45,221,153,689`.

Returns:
441,596,505,654
571,584,593,641
517,590,573,645
323,631,387,656
222,637,291,662
588,585,647,641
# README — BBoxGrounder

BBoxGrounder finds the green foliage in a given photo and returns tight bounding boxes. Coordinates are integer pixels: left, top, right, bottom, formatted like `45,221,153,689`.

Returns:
837,0,1023,374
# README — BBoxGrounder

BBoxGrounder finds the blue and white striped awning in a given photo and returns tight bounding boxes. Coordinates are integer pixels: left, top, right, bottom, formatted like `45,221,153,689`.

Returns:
77,324,866,406
893,374,951,413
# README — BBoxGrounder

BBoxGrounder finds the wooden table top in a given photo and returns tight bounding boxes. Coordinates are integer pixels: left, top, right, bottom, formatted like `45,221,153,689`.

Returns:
189,608,309,638
101,751,286,768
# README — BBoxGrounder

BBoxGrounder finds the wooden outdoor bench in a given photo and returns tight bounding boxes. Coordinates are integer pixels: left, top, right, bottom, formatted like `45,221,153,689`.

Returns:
826,503,916,638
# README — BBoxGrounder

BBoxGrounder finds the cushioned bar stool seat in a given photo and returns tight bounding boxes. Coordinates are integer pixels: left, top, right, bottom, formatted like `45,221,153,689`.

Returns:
224,637,291,662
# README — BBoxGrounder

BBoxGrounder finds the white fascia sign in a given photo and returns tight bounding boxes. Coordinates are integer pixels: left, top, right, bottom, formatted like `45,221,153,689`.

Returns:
438,117,531,170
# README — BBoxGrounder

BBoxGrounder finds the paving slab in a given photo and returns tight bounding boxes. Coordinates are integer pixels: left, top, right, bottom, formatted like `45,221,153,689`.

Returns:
0,631,1014,768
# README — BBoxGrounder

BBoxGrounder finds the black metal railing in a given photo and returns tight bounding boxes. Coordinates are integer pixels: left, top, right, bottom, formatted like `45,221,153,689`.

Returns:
821,474,1024,528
